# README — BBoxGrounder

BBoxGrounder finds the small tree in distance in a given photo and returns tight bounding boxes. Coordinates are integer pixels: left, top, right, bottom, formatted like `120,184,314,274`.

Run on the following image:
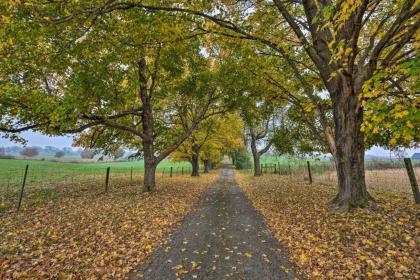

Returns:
113,149,125,160
20,147,39,157
80,149,95,159
54,151,65,158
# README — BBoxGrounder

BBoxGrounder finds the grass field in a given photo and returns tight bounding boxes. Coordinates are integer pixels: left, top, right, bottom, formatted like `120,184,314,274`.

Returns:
0,158,190,171
0,159,191,191
0,158,194,211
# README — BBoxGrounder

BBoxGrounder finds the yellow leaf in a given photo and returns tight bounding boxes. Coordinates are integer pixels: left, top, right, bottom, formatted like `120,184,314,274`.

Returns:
406,120,414,129
299,253,308,264
244,252,252,258
120,79,129,88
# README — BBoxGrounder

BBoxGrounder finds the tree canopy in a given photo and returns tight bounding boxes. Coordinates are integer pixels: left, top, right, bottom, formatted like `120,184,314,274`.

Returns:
0,0,418,208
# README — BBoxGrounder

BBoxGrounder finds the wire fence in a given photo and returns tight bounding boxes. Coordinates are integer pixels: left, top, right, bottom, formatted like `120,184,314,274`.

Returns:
0,164,194,212
247,159,420,198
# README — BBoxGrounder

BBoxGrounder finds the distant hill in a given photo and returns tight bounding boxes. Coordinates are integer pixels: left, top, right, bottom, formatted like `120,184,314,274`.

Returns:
364,154,391,161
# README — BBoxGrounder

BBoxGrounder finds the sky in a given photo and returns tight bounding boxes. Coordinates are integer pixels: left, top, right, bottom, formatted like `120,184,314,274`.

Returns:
0,131,74,149
1,130,419,156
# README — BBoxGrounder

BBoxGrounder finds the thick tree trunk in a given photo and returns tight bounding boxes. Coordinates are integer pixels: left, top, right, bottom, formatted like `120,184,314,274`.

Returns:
190,144,200,176
250,136,262,176
144,161,157,192
330,87,374,211
191,155,200,176
138,56,158,192
203,160,210,173
143,138,157,192
253,153,261,176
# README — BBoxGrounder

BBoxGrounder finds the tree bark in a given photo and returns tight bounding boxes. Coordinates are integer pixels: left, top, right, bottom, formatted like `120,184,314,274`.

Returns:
203,160,210,173
139,56,157,192
330,86,374,211
142,135,157,191
143,159,157,192
191,144,200,176
250,136,262,176
191,155,200,176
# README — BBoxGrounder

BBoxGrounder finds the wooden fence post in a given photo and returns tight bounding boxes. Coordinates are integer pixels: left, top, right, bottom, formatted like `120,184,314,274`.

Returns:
162,168,165,178
170,167,173,177
274,164,277,174
181,167,184,175
130,167,133,184
288,163,291,175
307,161,313,185
105,167,110,192
17,164,29,211
403,158,420,204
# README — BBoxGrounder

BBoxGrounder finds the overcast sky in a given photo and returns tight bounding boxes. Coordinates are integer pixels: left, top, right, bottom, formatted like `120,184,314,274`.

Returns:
0,130,419,156
1,131,73,149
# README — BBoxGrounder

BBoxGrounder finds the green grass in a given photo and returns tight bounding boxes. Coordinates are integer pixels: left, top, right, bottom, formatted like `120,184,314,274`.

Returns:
0,158,189,171
0,158,191,188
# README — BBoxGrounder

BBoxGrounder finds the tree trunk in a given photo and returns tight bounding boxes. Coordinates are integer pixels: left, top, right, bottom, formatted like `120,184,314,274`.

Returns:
330,87,374,211
191,155,200,176
143,137,157,192
250,136,262,176
138,56,157,192
190,143,200,176
203,160,210,173
144,161,157,192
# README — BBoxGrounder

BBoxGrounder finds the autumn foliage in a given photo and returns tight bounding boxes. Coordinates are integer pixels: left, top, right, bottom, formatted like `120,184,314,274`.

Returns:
0,174,217,279
236,172,419,279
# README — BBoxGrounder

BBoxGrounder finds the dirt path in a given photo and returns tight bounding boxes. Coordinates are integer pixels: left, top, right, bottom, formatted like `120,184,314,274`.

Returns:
128,167,297,280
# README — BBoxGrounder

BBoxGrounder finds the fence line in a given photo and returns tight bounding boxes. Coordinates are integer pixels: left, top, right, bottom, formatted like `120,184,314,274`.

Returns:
0,163,199,212
249,159,420,202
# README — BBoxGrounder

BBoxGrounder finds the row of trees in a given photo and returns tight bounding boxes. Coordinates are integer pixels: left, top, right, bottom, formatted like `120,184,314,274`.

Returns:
0,0,418,210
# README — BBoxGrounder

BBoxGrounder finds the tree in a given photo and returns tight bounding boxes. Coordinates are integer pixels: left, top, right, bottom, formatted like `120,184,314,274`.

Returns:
232,148,252,170
80,149,95,159
272,104,330,157
361,58,420,149
1,1,417,208
200,114,244,173
171,113,244,176
45,146,59,154
241,99,282,176
89,0,417,209
20,147,39,157
113,149,125,160
54,151,65,158
0,4,226,191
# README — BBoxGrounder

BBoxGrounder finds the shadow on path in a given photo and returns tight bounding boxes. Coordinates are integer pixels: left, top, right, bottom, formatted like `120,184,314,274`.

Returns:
128,166,297,280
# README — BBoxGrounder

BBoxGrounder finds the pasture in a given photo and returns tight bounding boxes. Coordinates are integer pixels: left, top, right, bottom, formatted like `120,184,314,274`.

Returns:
0,159,192,212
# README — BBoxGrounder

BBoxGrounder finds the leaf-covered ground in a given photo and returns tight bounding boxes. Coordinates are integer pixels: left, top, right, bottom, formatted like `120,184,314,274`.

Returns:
0,173,218,279
129,167,297,280
236,173,420,279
